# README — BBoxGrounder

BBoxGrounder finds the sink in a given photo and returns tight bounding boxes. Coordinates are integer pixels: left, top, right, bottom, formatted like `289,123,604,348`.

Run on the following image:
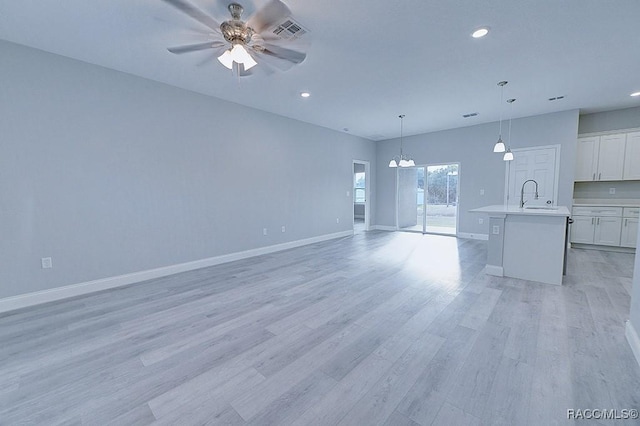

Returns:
524,206,559,210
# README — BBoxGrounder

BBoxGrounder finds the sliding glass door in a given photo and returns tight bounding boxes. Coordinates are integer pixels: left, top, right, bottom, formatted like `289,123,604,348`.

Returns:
397,164,458,235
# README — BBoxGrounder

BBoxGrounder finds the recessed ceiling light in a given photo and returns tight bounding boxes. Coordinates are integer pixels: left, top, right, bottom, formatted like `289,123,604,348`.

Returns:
471,27,490,38
631,92,640,97
300,92,311,98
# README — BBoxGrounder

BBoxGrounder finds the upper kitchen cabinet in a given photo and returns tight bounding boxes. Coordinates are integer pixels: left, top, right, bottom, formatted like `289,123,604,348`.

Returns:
575,132,640,181
575,136,599,181
623,132,640,180
598,134,626,180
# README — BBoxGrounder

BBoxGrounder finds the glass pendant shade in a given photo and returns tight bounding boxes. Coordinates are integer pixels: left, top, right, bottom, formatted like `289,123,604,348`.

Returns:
503,149,514,161
218,44,257,70
389,159,398,168
493,137,506,153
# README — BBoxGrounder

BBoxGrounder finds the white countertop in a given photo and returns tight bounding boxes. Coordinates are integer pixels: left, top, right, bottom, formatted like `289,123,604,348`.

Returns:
470,205,571,217
573,199,640,207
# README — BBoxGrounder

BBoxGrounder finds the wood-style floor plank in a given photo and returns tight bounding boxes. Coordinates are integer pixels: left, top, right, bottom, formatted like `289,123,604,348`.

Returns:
1,231,639,425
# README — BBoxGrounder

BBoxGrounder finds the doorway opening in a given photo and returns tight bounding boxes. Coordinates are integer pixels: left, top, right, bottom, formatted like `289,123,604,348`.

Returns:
397,163,459,235
353,160,370,233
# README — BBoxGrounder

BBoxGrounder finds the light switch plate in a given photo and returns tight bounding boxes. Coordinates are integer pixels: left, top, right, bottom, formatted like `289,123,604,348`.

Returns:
492,225,500,235
41,257,53,269
609,188,616,194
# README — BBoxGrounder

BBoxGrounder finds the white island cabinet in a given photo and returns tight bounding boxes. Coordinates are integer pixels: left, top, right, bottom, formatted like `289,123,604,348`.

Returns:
470,205,571,286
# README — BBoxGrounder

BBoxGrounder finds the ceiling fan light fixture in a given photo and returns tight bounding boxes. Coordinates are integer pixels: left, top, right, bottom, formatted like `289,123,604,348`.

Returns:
217,50,234,69
217,44,257,70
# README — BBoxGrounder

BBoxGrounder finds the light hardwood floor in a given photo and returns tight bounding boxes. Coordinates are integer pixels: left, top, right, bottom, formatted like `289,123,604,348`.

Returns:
1,231,639,425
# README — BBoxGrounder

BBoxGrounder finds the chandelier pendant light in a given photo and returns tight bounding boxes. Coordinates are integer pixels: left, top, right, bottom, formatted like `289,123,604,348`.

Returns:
493,81,508,153
389,115,415,168
503,98,516,161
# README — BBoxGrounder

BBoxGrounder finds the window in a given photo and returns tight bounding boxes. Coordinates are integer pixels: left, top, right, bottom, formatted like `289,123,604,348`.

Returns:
354,172,365,203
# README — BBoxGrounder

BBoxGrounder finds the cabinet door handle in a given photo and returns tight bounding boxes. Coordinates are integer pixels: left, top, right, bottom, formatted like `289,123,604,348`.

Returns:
599,172,602,180
597,217,600,225
625,219,628,227
593,173,596,181
592,217,595,225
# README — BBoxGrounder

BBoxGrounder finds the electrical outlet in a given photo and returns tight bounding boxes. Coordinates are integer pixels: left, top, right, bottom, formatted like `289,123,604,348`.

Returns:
347,191,350,197
281,226,286,233
492,225,500,235
263,228,268,236
336,218,340,224
609,188,616,195
41,257,52,269
480,189,485,195
479,218,484,225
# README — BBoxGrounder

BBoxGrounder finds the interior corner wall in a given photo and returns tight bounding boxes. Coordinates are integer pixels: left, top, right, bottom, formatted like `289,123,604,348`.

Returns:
375,109,580,235
0,40,376,300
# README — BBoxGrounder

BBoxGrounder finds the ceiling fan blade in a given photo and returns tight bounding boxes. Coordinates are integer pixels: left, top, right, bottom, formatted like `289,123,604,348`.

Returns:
160,0,221,33
196,47,229,67
247,0,291,33
252,48,299,71
167,41,226,54
261,43,306,64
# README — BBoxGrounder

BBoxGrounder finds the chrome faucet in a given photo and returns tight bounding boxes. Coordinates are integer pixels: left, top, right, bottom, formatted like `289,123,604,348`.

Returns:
520,179,539,208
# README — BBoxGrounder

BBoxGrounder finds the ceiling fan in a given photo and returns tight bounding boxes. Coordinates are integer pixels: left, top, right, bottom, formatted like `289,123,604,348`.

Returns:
161,0,308,76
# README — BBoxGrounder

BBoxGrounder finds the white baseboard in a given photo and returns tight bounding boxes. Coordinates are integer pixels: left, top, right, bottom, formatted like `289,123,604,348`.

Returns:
626,320,640,368
485,265,504,276
372,225,397,232
0,230,354,314
458,232,489,241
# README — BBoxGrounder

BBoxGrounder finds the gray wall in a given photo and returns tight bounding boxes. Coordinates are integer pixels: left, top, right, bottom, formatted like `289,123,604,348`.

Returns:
574,181,640,200
375,110,580,235
579,107,640,134
0,40,376,299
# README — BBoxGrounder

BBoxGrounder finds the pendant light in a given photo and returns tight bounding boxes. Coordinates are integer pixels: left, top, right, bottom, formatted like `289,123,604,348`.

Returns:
493,81,508,153
388,115,415,167
503,98,515,161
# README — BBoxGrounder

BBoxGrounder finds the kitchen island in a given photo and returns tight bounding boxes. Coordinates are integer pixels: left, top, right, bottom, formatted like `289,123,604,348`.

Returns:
470,205,571,285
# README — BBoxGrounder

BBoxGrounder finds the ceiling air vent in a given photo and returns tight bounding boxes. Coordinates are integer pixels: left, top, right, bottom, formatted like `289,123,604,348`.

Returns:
272,18,308,39
548,96,565,101
463,112,479,118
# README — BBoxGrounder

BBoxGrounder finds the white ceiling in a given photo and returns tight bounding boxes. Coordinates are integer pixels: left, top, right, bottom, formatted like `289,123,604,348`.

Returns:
1,0,639,140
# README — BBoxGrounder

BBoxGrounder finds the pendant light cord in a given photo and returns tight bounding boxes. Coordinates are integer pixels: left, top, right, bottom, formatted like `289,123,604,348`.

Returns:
507,98,515,145
399,114,405,158
498,82,505,137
